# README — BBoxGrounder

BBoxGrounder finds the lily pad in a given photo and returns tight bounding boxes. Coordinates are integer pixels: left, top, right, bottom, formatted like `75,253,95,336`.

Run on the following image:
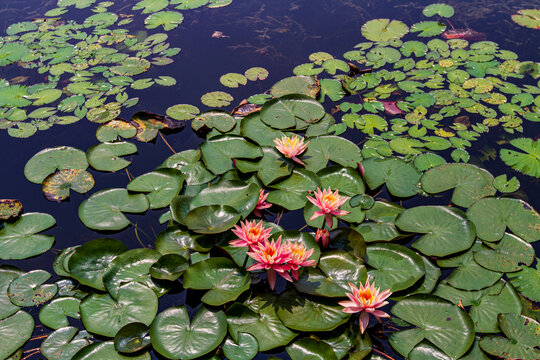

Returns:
466,197,540,243
267,168,320,210
200,135,262,175
227,295,297,351
96,120,137,142
507,262,540,301
0,212,55,260
473,233,534,272
24,146,88,184
361,157,421,197
127,169,184,209
8,270,57,306
192,110,236,133
361,19,409,42
0,311,34,360
110,57,150,76
73,341,150,360
303,136,362,173
223,332,258,360
287,338,338,360
144,11,184,31
80,282,158,337
366,243,425,292
42,169,95,201
39,297,81,330
183,257,250,305
420,163,496,208
511,9,540,29
41,326,91,360
150,306,227,360
260,94,325,130
185,205,241,234
422,3,454,18
220,73,247,88
201,91,234,107
390,295,475,359
270,76,320,98
410,21,446,37
87,142,137,172
166,104,200,121
500,137,540,177
395,206,476,257
114,322,151,353
276,289,350,332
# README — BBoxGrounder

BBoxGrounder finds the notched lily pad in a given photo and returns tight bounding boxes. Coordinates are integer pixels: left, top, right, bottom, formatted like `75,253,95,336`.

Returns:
42,169,95,201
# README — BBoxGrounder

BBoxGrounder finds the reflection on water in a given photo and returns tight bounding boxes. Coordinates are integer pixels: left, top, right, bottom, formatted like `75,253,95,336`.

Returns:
0,1,538,359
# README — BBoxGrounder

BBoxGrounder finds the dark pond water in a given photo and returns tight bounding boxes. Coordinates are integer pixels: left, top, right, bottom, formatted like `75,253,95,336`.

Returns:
0,0,538,359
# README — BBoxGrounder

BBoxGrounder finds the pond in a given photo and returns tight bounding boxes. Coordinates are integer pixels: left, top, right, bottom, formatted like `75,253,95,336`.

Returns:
0,0,539,360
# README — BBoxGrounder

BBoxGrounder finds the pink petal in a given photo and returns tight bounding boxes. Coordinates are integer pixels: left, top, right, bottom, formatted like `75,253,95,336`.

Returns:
267,269,276,290
309,211,325,222
369,310,390,318
325,213,333,228
359,312,370,334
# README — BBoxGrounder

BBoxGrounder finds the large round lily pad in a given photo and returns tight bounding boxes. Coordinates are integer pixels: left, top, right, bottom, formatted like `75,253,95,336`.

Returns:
150,306,227,360
8,270,57,306
0,212,55,260
80,282,158,337
0,311,34,360
78,188,149,231
24,146,88,184
41,326,91,360
189,180,259,218
395,206,476,256
390,295,475,359
260,95,325,129
86,142,137,172
361,157,421,197
420,163,496,208
127,169,184,209
184,205,241,234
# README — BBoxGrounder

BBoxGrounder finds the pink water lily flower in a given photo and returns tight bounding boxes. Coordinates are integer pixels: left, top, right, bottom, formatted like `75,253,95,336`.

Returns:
315,228,330,248
254,189,272,217
338,279,392,334
307,187,349,228
285,241,316,280
229,220,272,248
246,236,292,290
273,135,309,166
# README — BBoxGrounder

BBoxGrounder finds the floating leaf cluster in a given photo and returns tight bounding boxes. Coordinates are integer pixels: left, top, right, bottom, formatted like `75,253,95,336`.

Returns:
1,3,539,360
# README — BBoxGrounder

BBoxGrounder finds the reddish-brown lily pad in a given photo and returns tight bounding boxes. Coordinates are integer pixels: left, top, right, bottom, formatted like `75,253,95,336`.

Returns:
42,169,95,202
0,199,23,221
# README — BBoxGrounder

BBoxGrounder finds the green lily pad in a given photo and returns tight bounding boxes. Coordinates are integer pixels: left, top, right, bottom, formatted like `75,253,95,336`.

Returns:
236,147,293,186
80,282,158,337
189,180,259,218
304,136,362,173
38,297,81,330
0,266,23,320
223,332,258,360
395,206,476,257
200,135,262,175
41,326,91,360
500,138,540,177
0,311,34,360
466,197,540,243
133,0,168,14
114,322,151,353
110,57,150,76
493,174,520,193
276,289,350,332
240,113,286,147
361,19,409,42
73,341,150,360
245,67,269,81
149,254,188,281
68,238,128,290
0,212,55,260
361,157,421,197
294,251,367,297
270,76,320,98
227,295,297,351
150,306,227,360
192,110,236,133
390,295,475,359
437,242,502,291
220,73,248,88
366,243,425,292
103,248,165,298
185,205,241,234
27,88,62,106
127,169,184,209
144,11,184,31
287,338,338,360
261,94,325,130
96,120,137,142
166,104,200,121
8,270,57,306
420,163,496,208
410,21,446,37
42,169,95,202
423,3,454,18
79,188,149,231
159,150,216,185
267,168,320,210
507,262,540,302
24,146,88,184
511,9,540,29
473,233,534,272
0,85,31,107
200,91,233,107
86,142,137,172
480,313,540,360
183,257,250,305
